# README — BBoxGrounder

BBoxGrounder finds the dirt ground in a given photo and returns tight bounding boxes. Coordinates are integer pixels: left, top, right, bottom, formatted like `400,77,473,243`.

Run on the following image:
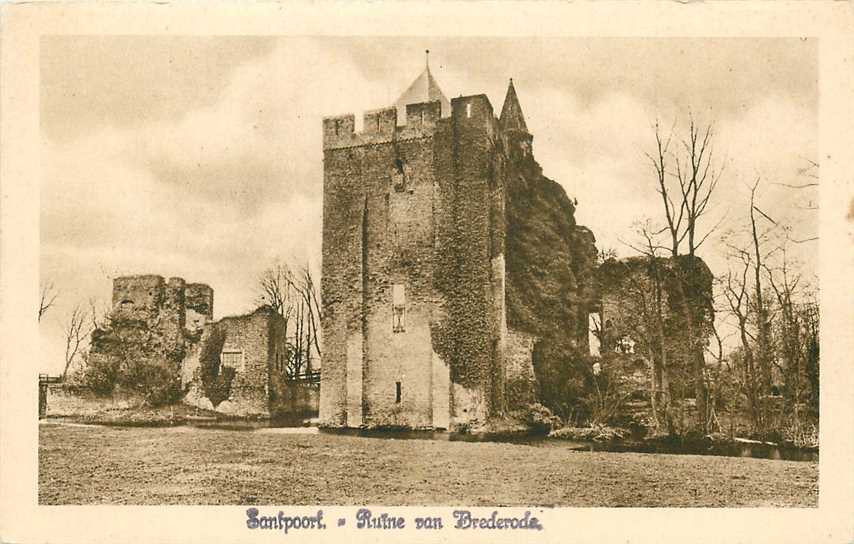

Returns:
38,422,818,507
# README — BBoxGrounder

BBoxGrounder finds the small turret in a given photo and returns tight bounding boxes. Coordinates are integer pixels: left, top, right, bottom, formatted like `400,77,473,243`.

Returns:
499,78,528,133
499,79,533,157
395,50,451,122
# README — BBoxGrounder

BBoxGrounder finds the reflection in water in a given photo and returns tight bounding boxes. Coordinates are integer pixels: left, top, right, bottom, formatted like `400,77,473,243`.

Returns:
318,427,818,463
560,438,816,462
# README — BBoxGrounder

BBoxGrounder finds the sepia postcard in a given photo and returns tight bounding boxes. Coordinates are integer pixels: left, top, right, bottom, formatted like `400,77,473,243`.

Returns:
1,1,853,543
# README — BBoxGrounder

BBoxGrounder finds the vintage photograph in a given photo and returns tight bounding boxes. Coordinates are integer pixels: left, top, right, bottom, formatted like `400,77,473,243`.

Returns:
37,36,819,507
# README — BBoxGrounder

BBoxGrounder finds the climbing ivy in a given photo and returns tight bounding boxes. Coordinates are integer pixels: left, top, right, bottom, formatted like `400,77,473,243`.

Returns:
198,326,235,407
83,315,185,406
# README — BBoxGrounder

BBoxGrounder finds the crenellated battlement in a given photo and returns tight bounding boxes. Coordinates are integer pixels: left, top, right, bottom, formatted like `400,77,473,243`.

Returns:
323,101,446,150
363,107,397,136
405,101,441,130
323,95,500,151
322,113,356,149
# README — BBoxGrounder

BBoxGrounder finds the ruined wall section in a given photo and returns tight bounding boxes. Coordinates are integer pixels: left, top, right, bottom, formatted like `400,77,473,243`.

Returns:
597,255,714,362
103,274,212,368
162,277,187,351
504,154,598,352
218,309,274,414
184,307,287,416
112,275,166,320
110,275,213,338
185,283,214,336
504,328,538,407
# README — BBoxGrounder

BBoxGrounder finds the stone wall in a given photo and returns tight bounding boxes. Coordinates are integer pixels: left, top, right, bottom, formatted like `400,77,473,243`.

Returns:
597,255,715,402
432,95,505,425
108,274,213,338
269,381,320,419
321,101,448,428
183,306,288,417
597,255,714,352
43,384,145,417
185,283,214,334
112,275,165,317
320,78,600,430
504,328,538,407
321,94,509,430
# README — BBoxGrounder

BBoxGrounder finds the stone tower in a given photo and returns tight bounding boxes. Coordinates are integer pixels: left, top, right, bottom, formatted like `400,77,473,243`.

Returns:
320,62,538,430
111,275,214,337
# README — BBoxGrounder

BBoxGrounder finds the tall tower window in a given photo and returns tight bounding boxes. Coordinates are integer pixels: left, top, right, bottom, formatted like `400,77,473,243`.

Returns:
395,381,402,403
466,103,472,118
392,283,406,333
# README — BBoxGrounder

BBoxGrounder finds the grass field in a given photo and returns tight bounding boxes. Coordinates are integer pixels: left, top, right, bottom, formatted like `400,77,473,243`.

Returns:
38,421,818,507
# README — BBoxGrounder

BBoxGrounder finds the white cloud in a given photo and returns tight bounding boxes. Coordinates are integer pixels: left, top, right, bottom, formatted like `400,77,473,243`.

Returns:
40,38,818,373
40,39,375,372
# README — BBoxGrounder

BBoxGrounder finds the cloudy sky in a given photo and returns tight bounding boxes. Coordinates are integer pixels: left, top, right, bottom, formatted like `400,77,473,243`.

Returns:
40,36,817,372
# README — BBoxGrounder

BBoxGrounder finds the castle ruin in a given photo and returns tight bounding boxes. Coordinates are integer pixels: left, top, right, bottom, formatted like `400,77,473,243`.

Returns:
320,60,597,430
80,275,314,418
111,274,214,338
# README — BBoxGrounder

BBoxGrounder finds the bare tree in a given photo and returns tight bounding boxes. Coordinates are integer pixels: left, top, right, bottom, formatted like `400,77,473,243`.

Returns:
703,315,730,434
39,281,59,322
645,115,725,258
722,248,762,431
257,262,293,317
644,114,724,433
615,221,677,434
645,119,683,257
674,116,726,257
284,264,323,376
63,304,95,379
719,169,821,438
721,178,789,430
289,265,323,361
747,179,776,397
257,260,322,379
637,223,675,433
763,237,819,429
87,297,108,331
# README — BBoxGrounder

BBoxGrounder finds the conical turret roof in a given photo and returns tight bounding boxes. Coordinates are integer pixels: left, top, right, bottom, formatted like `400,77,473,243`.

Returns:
500,79,529,134
395,51,451,118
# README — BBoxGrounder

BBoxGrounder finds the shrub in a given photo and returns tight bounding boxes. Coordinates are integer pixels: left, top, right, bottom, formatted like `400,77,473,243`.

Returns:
524,402,559,434
531,340,589,424
81,316,184,406
578,351,636,426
